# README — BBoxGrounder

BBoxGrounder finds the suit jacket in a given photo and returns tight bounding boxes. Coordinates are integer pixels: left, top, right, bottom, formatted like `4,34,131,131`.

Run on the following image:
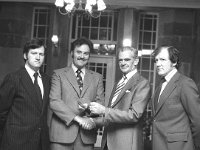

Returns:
152,72,200,150
49,66,104,144
0,67,51,150
95,72,150,150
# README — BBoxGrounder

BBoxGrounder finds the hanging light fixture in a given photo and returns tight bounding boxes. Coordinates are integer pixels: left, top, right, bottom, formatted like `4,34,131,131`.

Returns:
54,0,106,18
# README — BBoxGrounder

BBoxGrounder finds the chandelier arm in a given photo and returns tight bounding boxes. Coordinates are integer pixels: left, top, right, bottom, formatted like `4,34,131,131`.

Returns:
58,7,70,15
89,11,102,18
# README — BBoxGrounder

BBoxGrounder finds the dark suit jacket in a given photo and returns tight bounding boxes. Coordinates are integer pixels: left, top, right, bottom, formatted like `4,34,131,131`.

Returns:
0,67,51,150
152,72,200,150
49,66,104,144
95,72,150,150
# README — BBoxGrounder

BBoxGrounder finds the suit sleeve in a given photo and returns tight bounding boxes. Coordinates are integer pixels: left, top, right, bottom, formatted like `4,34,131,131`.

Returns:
103,79,150,126
0,74,16,129
49,72,79,126
180,78,200,148
94,74,105,106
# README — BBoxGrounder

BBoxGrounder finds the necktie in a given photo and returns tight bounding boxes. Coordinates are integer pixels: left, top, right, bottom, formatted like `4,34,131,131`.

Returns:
33,72,42,100
154,77,166,110
76,69,83,93
111,76,127,106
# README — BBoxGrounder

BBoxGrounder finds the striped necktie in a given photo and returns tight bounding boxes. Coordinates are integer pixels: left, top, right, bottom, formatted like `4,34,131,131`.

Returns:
111,76,127,106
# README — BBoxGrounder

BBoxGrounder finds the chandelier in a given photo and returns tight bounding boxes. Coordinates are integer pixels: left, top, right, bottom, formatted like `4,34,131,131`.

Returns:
54,0,107,18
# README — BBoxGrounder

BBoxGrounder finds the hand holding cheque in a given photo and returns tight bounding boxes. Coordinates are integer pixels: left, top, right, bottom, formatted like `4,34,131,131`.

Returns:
76,101,96,130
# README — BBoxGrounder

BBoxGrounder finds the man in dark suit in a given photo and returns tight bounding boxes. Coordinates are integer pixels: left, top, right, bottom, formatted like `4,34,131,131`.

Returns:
0,38,51,150
49,37,104,150
151,46,200,150
89,46,151,150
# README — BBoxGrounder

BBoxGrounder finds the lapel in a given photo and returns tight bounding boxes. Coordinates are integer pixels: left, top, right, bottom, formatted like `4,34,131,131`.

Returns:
107,83,117,107
81,69,91,97
20,68,42,110
41,73,50,111
111,72,140,108
154,72,180,116
64,67,81,96
152,86,161,115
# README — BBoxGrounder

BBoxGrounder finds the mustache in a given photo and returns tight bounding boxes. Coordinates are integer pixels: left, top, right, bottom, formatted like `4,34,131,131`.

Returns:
77,58,87,61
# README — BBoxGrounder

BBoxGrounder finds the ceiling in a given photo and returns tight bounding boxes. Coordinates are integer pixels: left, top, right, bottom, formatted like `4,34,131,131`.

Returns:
0,0,200,9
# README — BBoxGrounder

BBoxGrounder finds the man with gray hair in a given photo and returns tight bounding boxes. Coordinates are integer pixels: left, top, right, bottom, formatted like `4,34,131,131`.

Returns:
89,46,151,150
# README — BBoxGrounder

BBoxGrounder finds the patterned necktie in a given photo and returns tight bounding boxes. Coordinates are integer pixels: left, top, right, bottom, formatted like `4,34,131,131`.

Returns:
154,77,166,110
76,69,83,93
111,75,127,106
33,72,42,100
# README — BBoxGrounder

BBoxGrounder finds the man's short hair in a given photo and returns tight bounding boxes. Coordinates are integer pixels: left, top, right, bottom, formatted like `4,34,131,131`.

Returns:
71,37,93,52
118,46,138,58
23,38,45,55
152,45,181,69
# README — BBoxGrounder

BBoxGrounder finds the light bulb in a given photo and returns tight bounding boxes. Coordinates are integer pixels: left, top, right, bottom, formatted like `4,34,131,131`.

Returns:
97,0,106,11
51,35,59,44
86,0,96,6
55,0,64,7
65,2,75,12
85,4,92,13
64,0,74,4
123,39,132,47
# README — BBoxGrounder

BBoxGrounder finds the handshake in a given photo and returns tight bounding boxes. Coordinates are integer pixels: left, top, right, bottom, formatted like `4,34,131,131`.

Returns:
74,115,96,130
74,101,106,130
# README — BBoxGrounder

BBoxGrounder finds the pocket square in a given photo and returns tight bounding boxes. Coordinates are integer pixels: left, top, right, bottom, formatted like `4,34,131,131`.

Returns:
125,90,131,93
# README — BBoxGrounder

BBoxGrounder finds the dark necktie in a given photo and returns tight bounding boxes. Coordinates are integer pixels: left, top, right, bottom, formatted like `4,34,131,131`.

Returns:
154,77,166,110
76,69,83,93
33,72,42,100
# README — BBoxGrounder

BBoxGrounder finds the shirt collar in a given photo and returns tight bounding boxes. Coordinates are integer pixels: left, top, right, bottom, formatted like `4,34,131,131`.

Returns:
25,64,41,78
164,68,177,82
124,69,137,81
71,63,86,75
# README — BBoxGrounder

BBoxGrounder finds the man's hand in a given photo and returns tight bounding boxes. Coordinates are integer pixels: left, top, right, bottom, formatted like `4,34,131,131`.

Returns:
89,102,105,115
74,116,96,130
78,101,89,112
81,117,96,130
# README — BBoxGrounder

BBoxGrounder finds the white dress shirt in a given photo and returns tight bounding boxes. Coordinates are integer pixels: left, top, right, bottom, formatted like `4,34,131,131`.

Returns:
158,68,177,102
25,64,44,98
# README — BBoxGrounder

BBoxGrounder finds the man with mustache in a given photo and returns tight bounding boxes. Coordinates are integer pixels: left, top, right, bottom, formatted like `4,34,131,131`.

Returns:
49,37,105,150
